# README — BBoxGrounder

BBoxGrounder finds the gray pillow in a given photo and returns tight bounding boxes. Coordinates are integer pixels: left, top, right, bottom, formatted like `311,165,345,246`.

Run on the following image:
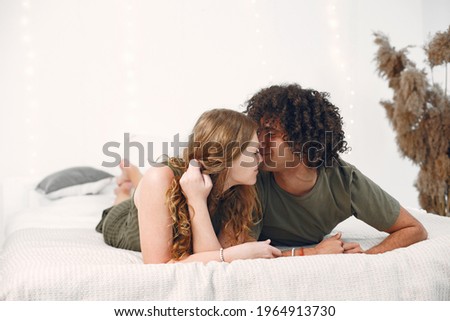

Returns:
36,166,114,199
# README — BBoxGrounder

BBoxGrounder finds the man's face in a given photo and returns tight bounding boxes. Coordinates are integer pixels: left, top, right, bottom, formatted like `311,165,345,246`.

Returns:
257,117,300,172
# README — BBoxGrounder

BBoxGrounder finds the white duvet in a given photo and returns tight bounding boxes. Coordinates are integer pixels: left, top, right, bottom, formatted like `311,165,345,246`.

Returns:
1,194,450,300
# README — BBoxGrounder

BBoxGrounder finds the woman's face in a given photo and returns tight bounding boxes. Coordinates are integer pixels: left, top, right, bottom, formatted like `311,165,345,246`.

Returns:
224,132,261,189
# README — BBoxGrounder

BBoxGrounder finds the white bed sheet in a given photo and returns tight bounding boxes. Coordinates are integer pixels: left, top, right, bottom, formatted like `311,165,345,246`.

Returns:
1,193,449,300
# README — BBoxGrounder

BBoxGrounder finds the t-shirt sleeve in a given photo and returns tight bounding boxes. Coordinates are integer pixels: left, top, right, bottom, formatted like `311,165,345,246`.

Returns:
350,166,400,231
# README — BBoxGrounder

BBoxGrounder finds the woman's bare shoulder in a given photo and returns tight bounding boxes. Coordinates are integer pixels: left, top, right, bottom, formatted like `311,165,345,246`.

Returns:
143,165,174,182
134,165,175,204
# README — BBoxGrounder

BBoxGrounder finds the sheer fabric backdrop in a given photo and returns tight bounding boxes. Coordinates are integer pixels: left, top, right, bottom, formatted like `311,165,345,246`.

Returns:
0,0,449,214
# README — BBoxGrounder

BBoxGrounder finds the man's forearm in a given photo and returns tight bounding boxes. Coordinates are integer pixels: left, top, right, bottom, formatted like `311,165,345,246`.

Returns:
365,225,427,254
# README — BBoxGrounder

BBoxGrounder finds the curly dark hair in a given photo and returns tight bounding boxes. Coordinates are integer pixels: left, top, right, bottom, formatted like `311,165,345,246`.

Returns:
245,83,350,168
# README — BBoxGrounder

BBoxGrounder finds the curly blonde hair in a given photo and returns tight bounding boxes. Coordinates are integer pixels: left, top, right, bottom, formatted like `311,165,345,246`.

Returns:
165,109,261,260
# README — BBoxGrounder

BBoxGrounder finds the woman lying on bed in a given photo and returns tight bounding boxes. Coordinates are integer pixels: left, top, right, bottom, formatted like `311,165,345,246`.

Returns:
96,109,343,264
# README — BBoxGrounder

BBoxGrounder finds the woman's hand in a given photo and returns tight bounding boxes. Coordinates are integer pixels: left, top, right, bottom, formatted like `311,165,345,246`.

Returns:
179,159,213,207
223,239,282,262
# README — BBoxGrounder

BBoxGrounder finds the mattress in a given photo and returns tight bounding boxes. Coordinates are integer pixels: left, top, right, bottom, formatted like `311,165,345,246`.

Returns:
1,187,449,300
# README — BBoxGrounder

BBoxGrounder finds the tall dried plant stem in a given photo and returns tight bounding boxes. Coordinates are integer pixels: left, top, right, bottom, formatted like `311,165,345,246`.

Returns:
445,63,448,97
430,66,434,85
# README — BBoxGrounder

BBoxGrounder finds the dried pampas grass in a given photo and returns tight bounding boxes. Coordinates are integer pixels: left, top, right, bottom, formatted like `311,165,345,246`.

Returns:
374,28,450,216
424,26,450,68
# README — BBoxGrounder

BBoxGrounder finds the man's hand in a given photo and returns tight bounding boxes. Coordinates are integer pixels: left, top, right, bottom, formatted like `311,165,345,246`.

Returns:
343,242,363,254
305,233,344,255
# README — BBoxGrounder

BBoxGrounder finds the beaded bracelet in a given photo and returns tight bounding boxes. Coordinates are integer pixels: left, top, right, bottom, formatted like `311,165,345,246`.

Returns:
219,248,225,262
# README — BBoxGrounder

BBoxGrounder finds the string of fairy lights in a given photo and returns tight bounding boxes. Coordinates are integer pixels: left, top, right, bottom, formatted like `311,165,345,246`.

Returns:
21,0,38,174
19,0,356,171
327,0,355,154
20,1,141,172
251,0,355,150
250,0,273,84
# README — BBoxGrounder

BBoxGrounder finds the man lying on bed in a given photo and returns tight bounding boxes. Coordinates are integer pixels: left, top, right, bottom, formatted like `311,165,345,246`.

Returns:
244,83,428,254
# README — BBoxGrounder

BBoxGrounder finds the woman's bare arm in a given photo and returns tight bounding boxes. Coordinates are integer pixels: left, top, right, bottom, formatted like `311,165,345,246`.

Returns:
134,166,174,264
179,161,222,253
134,164,282,264
170,240,282,264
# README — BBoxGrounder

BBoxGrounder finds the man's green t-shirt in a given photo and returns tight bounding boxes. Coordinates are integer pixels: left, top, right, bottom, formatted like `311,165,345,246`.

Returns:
253,159,400,246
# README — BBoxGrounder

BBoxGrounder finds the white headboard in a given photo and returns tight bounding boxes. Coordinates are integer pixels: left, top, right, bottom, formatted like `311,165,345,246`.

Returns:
0,173,117,249
0,176,41,248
